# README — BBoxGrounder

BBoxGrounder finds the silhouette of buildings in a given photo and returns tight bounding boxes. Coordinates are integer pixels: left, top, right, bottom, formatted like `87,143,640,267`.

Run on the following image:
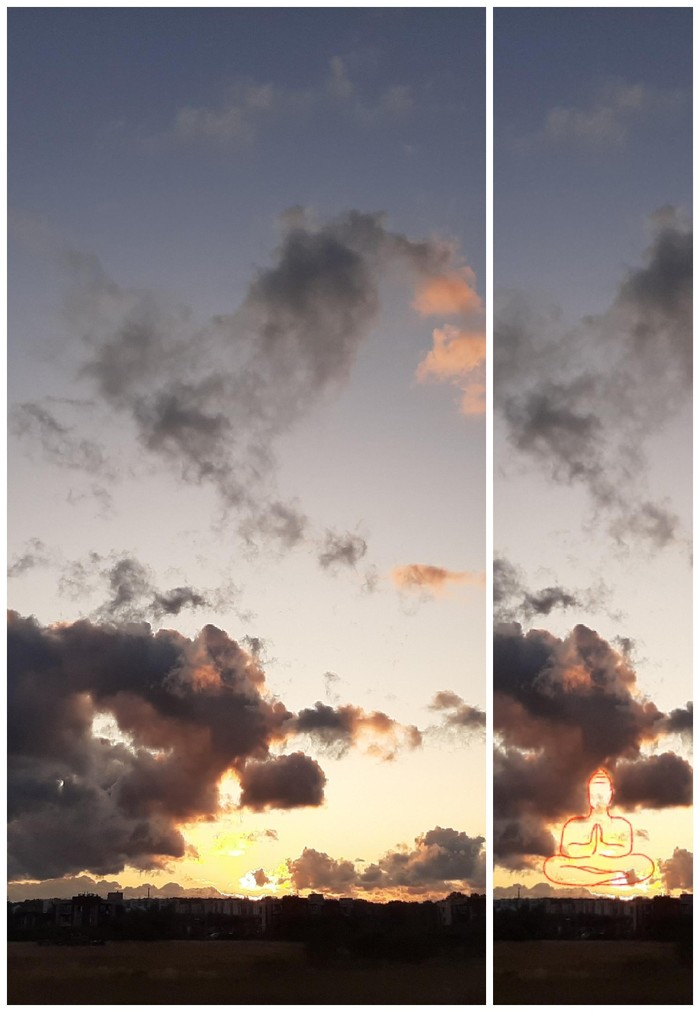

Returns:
494,893,692,941
8,890,486,949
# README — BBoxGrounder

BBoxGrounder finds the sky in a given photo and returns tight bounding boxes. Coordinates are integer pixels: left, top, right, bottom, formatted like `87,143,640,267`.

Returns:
493,8,693,898
7,9,486,902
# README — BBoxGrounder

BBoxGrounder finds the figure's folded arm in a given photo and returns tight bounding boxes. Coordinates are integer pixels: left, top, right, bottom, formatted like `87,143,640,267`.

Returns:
597,821,632,856
561,822,598,858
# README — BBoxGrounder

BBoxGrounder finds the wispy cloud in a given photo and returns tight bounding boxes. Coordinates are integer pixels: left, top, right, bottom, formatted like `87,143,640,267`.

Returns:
153,56,413,148
523,79,684,149
495,208,691,551
12,208,473,573
391,563,484,596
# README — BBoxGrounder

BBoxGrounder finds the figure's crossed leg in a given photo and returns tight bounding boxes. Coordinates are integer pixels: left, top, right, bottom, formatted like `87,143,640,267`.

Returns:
544,853,654,888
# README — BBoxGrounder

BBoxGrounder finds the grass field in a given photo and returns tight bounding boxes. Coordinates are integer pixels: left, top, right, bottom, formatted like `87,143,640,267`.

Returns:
494,940,692,1005
8,940,485,1004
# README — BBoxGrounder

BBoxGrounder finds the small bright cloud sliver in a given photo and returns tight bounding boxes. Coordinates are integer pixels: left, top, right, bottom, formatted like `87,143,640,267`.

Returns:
391,564,485,595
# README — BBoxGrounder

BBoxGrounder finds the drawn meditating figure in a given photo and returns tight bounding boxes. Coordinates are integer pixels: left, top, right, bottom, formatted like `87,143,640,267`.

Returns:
544,768,654,887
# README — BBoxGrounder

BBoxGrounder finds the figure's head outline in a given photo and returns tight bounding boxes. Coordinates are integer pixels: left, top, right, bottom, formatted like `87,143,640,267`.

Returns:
588,767,613,809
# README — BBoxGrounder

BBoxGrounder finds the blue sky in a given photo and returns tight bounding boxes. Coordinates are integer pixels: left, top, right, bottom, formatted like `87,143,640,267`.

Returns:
495,8,692,318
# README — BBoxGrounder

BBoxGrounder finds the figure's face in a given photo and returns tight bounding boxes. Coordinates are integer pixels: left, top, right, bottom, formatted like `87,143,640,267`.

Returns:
588,771,613,808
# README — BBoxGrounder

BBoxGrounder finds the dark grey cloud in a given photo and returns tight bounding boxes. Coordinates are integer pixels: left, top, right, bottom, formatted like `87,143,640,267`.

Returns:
287,826,485,896
495,211,692,550
428,691,485,732
286,701,422,760
59,551,238,624
9,610,426,882
615,753,693,809
288,848,357,892
493,621,692,870
17,209,461,569
7,612,308,880
658,847,692,892
660,702,693,737
494,555,611,624
238,753,326,811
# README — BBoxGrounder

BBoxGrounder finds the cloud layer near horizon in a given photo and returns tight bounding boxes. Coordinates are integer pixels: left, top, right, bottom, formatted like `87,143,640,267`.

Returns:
287,826,485,896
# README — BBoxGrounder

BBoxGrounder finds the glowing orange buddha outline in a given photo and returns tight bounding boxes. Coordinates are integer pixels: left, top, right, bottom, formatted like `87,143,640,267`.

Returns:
543,768,654,888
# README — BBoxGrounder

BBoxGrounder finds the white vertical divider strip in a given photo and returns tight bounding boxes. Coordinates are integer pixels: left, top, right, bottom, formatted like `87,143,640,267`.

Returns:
485,5,494,1008
692,0,698,998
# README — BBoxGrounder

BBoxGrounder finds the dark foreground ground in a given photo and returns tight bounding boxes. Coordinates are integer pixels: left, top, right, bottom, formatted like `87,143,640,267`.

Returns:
8,940,485,1004
494,940,692,1004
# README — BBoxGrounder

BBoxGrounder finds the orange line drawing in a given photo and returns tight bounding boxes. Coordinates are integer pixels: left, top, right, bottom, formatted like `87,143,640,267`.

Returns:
544,769,655,888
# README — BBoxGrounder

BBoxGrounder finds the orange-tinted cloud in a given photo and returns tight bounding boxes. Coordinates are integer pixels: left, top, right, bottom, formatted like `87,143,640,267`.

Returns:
416,324,486,415
459,379,486,416
391,564,484,595
412,268,481,317
416,326,485,381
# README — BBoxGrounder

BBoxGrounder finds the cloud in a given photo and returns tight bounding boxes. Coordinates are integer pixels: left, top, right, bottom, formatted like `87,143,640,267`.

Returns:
286,826,485,897
317,530,368,571
531,79,684,148
414,267,485,416
242,828,278,843
495,210,692,549
238,753,326,811
428,691,485,732
8,610,434,882
10,401,114,478
286,701,422,760
172,81,281,146
494,555,612,624
615,753,693,809
7,611,315,879
158,57,412,148
661,702,693,737
58,550,238,624
288,849,357,893
8,539,52,578
391,564,484,596
658,847,692,891
22,209,468,566
412,269,482,317
493,621,692,870
8,875,228,901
